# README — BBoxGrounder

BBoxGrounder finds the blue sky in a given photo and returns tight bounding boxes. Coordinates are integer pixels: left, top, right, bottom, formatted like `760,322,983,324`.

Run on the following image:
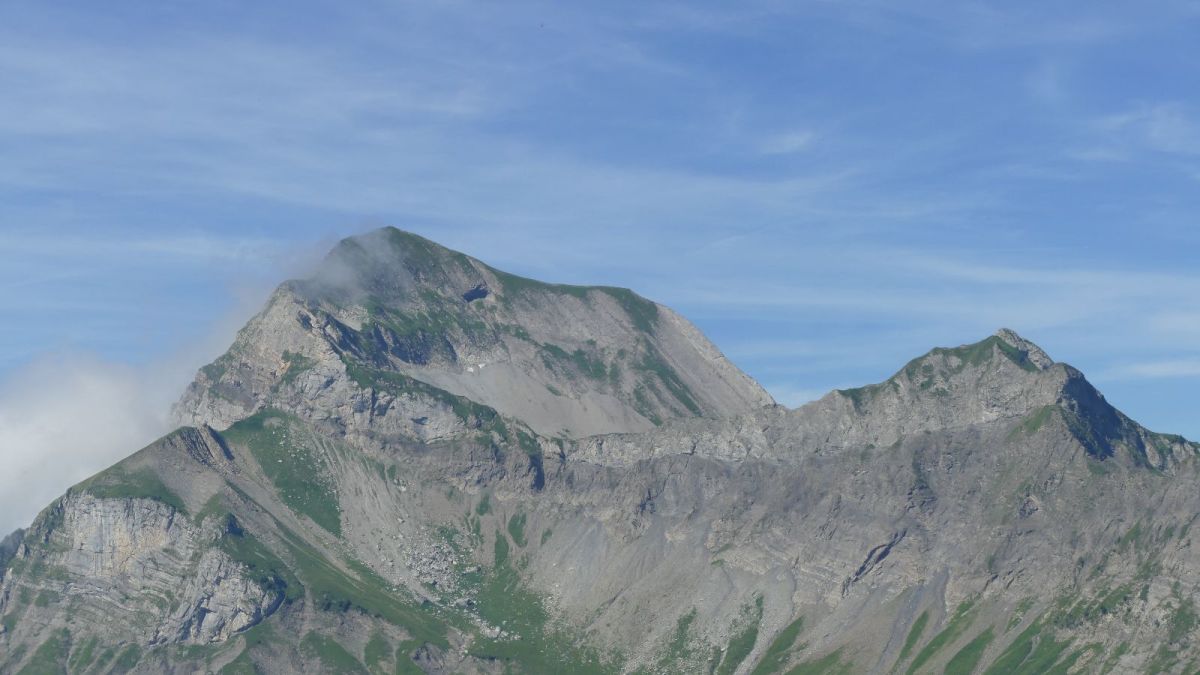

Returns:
1,0,1199,462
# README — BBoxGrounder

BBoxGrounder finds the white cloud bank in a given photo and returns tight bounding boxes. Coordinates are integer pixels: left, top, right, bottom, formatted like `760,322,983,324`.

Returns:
0,355,185,534
0,230,336,536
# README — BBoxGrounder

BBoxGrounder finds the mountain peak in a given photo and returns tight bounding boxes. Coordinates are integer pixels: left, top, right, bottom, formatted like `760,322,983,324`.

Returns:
812,329,1199,470
175,227,773,439
812,330,1078,451
304,227,658,322
871,330,1060,399
301,227,478,305
993,327,1055,370
909,330,1053,377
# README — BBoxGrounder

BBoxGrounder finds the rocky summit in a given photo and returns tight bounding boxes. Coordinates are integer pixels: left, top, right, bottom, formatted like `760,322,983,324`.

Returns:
2,227,1199,674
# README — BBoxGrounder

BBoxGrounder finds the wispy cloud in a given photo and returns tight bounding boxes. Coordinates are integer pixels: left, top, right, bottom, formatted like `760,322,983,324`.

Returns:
1089,103,1200,158
1149,311,1200,341
0,355,178,534
1026,61,1069,105
0,229,304,533
667,249,1200,334
1101,359,1200,380
758,130,816,155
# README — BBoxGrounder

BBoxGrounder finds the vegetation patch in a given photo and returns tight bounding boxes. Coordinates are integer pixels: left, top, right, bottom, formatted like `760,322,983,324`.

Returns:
3,645,29,673
782,648,854,675
601,287,659,333
507,512,528,548
66,636,99,672
1168,596,1198,643
897,610,929,664
301,632,367,674
6,553,70,587
516,430,541,457
280,351,317,386
341,358,498,428
653,609,700,670
539,343,608,381
945,627,995,675
78,467,187,515
1007,598,1035,631
223,410,343,536
219,621,279,675
1008,405,1057,440
363,631,391,674
749,615,804,674
637,346,701,416
1101,642,1130,674
465,529,613,673
982,616,1079,675
492,529,510,567
393,639,425,675
1146,594,1198,672
632,385,664,426
934,336,1039,373
86,646,118,674
489,267,591,302
110,644,142,672
201,352,236,382
1116,522,1147,555
17,627,69,675
905,600,976,675
217,515,304,603
194,494,230,525
360,291,490,365
1095,584,1135,617
837,386,873,411
890,335,1041,397
33,589,60,608
273,524,448,647
715,595,763,675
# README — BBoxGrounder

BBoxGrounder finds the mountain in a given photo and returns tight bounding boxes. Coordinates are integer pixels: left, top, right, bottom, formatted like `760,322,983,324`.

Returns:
174,228,772,439
2,227,1199,674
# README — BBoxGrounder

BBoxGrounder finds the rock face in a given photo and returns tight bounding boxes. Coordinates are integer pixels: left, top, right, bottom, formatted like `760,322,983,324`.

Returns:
3,493,279,646
0,533,21,583
172,228,773,439
2,227,1199,674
